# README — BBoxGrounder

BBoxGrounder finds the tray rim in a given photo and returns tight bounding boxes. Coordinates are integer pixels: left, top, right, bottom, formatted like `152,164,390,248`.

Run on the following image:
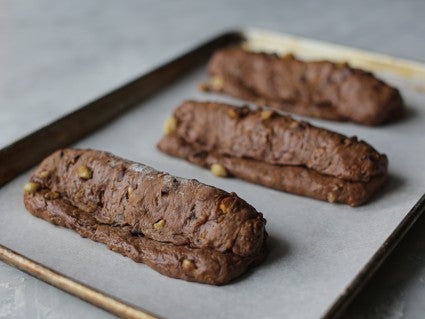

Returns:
243,28,425,79
1,27,425,319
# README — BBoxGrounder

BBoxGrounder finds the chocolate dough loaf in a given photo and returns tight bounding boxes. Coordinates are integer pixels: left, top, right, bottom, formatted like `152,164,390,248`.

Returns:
157,101,388,206
24,149,267,285
201,48,404,125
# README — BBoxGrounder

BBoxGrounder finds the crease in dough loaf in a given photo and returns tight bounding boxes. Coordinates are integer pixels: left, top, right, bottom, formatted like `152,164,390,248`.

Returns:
157,100,389,206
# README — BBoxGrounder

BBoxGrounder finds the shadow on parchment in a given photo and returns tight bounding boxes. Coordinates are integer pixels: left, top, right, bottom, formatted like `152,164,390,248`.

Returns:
371,172,406,204
227,234,290,286
401,105,419,123
379,104,418,127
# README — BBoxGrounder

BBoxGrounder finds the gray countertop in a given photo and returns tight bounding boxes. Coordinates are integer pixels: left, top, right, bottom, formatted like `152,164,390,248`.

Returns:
1,1,424,318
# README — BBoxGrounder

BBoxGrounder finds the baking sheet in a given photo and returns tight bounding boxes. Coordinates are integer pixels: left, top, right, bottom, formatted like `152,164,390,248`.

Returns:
1,31,425,319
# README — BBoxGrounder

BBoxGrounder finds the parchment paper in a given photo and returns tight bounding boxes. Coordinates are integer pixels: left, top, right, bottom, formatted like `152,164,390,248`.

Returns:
1,65,424,319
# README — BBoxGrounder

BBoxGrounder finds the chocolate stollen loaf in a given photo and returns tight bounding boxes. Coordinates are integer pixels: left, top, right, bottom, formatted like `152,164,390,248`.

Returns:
23,149,267,285
201,48,404,125
157,101,388,206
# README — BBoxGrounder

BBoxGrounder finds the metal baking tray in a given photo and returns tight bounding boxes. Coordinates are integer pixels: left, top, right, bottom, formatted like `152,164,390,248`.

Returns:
1,28,425,319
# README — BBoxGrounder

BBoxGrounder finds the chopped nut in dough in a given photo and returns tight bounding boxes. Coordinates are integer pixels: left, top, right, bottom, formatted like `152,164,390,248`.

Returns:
44,191,60,200
210,76,224,90
227,109,238,119
182,259,196,271
78,165,92,179
39,170,50,178
211,163,228,177
163,117,177,135
24,182,40,194
327,192,337,203
153,219,166,230
261,110,274,120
